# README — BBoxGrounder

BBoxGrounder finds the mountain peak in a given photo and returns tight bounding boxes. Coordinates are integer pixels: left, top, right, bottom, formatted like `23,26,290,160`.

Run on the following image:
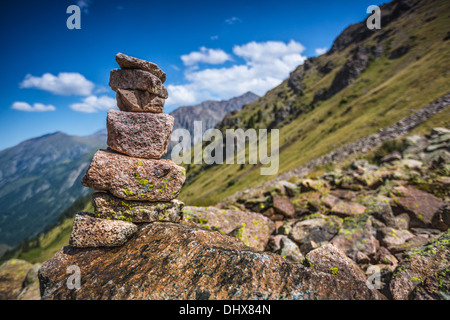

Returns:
170,92,260,133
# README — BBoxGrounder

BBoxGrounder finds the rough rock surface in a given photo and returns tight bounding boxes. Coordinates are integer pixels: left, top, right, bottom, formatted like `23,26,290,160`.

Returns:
82,149,186,201
116,52,166,83
305,244,368,284
0,259,34,299
182,206,275,251
267,235,305,263
389,230,450,300
432,205,450,231
109,69,168,99
332,229,379,262
394,186,444,228
69,212,138,248
289,218,340,254
107,110,174,159
116,89,165,113
409,268,450,300
92,192,184,223
38,223,384,300
272,195,295,218
327,198,367,217
17,263,41,300
378,227,415,249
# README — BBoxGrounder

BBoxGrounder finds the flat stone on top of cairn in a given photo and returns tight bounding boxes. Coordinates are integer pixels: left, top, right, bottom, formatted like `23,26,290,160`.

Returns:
107,109,174,159
116,52,166,83
81,149,186,201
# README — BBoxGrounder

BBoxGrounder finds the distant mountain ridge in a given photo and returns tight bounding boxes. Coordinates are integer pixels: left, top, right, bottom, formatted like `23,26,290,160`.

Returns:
0,130,106,246
170,91,259,139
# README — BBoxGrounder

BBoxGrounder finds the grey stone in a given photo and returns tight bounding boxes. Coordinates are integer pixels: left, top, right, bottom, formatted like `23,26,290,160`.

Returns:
109,69,168,98
116,52,166,83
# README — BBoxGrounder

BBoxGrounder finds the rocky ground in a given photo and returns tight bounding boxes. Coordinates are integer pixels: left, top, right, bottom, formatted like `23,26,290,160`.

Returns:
35,127,449,300
212,127,450,299
0,259,41,300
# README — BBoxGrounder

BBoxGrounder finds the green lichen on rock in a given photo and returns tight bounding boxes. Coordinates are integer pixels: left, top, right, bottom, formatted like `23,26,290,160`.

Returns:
123,186,133,196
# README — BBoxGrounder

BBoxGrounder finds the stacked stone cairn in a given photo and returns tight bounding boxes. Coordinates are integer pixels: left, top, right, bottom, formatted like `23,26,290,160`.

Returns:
69,53,186,248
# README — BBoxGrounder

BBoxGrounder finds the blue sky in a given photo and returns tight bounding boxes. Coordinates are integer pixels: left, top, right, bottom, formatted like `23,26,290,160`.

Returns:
0,0,380,150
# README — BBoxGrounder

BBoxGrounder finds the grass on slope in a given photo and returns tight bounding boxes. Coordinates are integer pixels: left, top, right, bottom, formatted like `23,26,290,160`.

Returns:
5,195,93,264
179,0,450,206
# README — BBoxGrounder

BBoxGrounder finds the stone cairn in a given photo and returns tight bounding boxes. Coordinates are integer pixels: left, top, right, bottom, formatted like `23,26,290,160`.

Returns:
69,53,186,248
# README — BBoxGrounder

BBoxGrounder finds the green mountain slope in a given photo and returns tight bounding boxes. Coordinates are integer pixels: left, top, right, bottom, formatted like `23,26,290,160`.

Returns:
0,130,106,246
0,193,93,264
178,0,450,206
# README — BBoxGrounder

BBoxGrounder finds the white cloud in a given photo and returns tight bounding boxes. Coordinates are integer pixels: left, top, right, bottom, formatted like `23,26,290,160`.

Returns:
315,47,328,55
181,47,232,66
166,40,307,107
69,95,116,113
77,0,91,13
20,72,94,96
166,85,198,106
11,102,56,112
233,40,305,64
210,35,219,40
225,17,241,25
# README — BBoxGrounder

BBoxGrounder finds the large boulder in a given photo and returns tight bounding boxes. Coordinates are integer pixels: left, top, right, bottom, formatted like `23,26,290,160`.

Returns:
409,268,450,300
17,263,41,300
82,149,186,201
0,259,33,299
182,206,274,251
38,223,384,300
390,230,450,300
0,259,40,300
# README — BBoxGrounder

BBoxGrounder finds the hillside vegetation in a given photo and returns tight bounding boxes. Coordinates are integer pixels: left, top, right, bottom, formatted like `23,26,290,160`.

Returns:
0,193,93,264
178,0,450,206
0,131,105,246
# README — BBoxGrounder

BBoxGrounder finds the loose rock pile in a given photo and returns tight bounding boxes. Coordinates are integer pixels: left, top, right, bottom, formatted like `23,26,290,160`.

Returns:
70,53,186,248
217,127,449,299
